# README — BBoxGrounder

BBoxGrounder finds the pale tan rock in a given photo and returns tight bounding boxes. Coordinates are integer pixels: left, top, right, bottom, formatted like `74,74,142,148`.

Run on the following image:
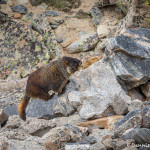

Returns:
97,24,110,38
0,4,13,17
13,12,22,19
77,115,123,130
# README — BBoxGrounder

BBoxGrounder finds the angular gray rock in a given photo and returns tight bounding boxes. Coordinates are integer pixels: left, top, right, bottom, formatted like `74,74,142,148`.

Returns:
128,99,143,112
132,128,150,144
55,60,131,120
67,33,99,53
114,109,142,138
42,11,60,17
141,81,150,98
90,142,107,150
111,138,136,150
142,106,150,128
42,124,88,149
90,6,103,26
106,28,150,89
114,107,150,138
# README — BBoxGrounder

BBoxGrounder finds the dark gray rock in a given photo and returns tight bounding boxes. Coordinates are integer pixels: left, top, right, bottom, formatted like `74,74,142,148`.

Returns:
0,0,8,4
29,0,42,6
114,107,150,138
50,25,58,29
90,6,103,26
56,37,63,43
106,28,150,89
132,128,150,144
26,97,56,118
12,5,27,14
42,11,60,17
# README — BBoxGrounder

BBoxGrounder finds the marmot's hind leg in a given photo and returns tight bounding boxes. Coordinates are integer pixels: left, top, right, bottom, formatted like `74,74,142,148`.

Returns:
28,86,55,101
35,89,55,101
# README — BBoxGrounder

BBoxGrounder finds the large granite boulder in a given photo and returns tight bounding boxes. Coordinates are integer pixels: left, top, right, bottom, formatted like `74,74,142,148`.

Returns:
55,60,131,120
106,28,150,89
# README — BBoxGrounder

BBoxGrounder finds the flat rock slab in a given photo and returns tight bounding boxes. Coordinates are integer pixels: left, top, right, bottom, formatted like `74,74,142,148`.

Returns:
107,28,150,89
65,143,90,150
42,11,60,17
77,115,123,129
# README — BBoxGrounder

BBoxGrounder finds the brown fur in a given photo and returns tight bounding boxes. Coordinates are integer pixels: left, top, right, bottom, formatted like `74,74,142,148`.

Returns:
18,56,82,121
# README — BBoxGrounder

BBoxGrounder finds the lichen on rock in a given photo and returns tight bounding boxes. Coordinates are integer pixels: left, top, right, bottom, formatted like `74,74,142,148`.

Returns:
0,16,62,79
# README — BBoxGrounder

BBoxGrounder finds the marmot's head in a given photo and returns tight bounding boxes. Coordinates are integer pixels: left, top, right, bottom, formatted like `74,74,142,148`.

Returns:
62,56,82,74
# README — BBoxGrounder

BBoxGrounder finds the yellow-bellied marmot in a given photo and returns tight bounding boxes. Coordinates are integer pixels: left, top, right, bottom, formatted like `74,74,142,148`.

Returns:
18,56,82,121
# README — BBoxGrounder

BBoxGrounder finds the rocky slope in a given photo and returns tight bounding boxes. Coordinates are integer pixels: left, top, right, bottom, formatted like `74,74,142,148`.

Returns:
0,0,150,150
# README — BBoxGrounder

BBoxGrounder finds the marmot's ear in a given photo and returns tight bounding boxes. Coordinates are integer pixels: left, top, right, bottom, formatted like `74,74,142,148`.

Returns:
62,56,69,65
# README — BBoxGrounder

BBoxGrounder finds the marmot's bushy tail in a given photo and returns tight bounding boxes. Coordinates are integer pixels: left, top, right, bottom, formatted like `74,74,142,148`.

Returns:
17,95,30,121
